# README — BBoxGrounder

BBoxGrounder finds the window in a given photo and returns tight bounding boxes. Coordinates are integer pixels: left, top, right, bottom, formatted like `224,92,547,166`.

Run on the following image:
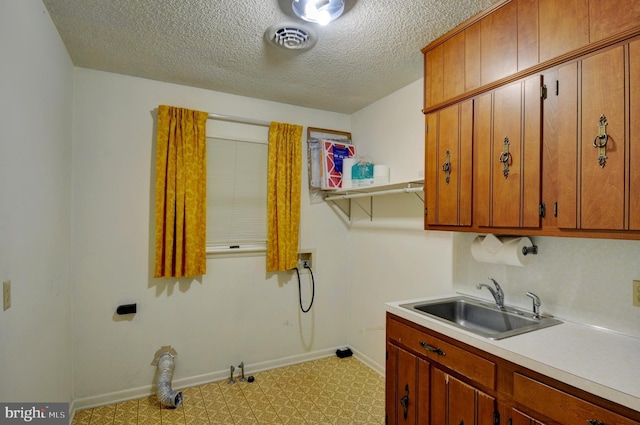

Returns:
206,135,268,253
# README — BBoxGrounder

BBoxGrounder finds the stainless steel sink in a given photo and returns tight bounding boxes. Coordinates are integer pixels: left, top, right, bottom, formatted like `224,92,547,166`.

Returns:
400,296,562,340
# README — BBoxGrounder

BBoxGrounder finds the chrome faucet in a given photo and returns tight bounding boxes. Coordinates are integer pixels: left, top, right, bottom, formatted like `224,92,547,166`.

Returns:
526,292,542,318
476,278,505,309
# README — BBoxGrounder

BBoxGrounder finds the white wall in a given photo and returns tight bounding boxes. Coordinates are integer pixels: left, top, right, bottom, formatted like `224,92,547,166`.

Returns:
348,79,454,371
453,233,640,338
71,68,352,405
0,1,74,402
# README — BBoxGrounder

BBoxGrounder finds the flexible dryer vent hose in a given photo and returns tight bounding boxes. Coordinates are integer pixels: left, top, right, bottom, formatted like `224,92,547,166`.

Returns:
156,351,183,408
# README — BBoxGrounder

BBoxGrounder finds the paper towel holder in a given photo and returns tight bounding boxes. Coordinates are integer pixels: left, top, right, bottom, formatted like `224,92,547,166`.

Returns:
522,245,538,256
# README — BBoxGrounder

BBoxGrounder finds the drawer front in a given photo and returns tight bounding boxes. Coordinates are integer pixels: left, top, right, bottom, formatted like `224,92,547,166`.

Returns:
513,373,640,425
387,317,496,389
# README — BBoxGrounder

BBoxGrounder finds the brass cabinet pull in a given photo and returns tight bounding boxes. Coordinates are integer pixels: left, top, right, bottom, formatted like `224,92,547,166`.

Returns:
399,384,409,419
442,150,451,184
419,340,446,356
498,137,511,178
593,114,608,168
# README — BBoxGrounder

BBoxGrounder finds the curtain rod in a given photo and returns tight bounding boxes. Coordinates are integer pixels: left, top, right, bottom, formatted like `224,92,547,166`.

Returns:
208,113,271,128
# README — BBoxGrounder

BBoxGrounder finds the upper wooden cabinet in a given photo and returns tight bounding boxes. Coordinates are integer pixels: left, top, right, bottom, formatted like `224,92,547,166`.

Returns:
423,0,640,111
422,0,640,239
630,40,640,230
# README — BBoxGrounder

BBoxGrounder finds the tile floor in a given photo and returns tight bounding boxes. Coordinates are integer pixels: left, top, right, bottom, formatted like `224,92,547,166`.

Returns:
71,356,385,425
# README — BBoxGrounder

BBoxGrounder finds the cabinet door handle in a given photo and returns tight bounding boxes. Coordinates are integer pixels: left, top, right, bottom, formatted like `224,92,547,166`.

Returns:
498,137,511,178
442,150,451,184
592,114,608,168
419,340,446,356
587,420,605,425
399,384,409,419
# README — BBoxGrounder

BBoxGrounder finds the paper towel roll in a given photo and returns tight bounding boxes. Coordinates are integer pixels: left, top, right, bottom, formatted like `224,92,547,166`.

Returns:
373,164,389,184
342,157,355,189
471,235,534,267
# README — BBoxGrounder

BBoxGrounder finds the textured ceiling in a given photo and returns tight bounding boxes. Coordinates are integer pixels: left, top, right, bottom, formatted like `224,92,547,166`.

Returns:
43,0,497,114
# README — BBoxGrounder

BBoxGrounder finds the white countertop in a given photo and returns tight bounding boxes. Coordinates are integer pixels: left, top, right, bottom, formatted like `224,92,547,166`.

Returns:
386,293,640,413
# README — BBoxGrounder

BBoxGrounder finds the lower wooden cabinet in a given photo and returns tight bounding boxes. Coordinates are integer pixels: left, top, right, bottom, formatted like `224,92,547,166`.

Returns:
386,313,640,425
513,373,640,425
511,408,546,425
386,315,496,424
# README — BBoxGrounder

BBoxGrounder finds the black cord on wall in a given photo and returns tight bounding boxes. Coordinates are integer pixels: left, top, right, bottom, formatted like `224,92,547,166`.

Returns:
294,262,315,313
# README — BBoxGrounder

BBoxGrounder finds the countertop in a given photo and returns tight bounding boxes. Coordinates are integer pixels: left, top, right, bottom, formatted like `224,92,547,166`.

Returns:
386,293,640,413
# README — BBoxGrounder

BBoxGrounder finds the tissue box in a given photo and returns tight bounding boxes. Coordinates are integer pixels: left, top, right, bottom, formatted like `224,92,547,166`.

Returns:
351,161,374,187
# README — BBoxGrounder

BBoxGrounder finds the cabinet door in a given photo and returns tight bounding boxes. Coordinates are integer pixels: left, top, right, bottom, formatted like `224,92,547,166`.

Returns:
557,45,627,230
517,0,539,71
492,82,524,227
581,46,626,229
556,61,579,229
630,39,640,230
589,1,640,43
480,0,517,85
425,25,481,109
425,44,444,109
431,368,495,425
386,344,430,425
539,0,589,62
511,408,546,425
443,32,466,101
425,101,473,227
474,76,542,228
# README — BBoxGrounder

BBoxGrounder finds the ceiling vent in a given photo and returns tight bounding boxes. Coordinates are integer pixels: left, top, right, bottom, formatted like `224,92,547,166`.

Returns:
265,23,317,51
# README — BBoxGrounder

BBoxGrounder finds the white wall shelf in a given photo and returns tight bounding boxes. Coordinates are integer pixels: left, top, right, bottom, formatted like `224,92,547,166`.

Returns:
323,180,424,221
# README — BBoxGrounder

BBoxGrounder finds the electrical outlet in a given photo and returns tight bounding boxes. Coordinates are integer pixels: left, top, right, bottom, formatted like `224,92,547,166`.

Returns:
634,280,640,307
3,280,11,311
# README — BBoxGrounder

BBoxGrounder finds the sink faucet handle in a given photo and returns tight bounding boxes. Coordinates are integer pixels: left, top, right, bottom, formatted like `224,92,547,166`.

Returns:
488,278,505,305
488,278,503,295
526,292,541,318
476,278,505,309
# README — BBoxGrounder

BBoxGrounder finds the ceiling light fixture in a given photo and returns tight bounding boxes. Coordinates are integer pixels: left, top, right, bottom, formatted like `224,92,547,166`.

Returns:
292,0,344,26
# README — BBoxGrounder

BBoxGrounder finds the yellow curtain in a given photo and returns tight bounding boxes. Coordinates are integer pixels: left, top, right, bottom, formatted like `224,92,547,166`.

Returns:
154,105,208,278
267,122,303,272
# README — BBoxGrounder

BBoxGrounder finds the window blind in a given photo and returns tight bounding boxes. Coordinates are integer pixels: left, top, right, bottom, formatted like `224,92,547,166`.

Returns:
206,137,268,249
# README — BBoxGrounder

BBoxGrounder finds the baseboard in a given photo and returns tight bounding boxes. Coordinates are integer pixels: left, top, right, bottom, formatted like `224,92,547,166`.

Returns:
350,346,385,377
70,346,341,415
